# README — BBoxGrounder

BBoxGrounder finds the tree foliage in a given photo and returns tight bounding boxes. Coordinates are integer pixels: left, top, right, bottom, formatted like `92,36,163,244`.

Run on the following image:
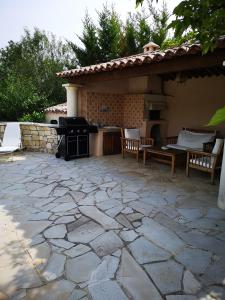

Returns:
136,0,225,53
135,13,152,52
0,29,75,121
121,17,138,56
69,13,100,66
169,0,225,53
71,2,170,66
149,2,170,46
98,6,122,62
207,106,225,126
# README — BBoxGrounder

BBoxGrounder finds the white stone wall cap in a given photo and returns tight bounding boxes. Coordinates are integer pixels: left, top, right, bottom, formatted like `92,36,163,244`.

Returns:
62,83,84,88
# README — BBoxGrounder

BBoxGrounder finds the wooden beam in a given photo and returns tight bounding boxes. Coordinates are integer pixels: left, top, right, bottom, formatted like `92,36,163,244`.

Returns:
68,49,225,84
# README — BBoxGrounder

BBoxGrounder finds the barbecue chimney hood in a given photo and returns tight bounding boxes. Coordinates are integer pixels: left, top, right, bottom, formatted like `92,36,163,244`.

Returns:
144,94,167,111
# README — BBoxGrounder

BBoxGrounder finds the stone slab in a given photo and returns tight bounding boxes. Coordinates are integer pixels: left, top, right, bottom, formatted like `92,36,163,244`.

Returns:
67,221,104,243
90,231,123,257
183,270,201,294
29,183,57,198
64,244,91,258
79,206,122,230
28,242,51,271
24,279,75,300
128,237,171,264
66,252,101,283
137,217,185,254
145,260,183,294
120,230,138,242
51,202,77,213
54,216,75,224
89,280,129,300
115,214,133,229
42,253,66,281
175,247,211,274
90,255,119,282
43,224,67,239
49,239,74,249
117,249,163,300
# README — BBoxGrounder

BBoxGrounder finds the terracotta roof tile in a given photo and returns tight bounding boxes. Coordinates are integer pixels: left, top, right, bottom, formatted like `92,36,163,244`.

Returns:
56,37,225,78
45,102,67,113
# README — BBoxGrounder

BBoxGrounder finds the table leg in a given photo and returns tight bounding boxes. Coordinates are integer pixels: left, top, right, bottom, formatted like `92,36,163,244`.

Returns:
171,155,175,175
143,149,146,165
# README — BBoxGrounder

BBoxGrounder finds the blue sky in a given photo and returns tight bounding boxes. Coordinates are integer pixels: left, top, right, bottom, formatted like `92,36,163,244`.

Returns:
0,0,181,48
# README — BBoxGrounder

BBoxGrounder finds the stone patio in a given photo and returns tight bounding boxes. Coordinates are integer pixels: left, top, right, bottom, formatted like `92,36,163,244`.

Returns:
0,152,225,300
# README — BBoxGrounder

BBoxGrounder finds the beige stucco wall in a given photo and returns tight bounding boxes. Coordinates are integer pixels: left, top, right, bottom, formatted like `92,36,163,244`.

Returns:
164,75,225,136
77,75,225,138
82,75,162,94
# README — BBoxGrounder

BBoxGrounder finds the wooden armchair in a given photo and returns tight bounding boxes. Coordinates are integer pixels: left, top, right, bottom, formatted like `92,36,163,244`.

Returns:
121,128,154,161
186,138,224,184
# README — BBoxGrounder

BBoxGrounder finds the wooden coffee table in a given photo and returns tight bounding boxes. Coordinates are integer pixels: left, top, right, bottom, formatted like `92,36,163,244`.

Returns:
143,147,186,175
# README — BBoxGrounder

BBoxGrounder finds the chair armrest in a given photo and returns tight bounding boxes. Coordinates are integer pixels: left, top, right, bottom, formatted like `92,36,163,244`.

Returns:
121,137,140,143
140,137,154,146
187,150,217,169
165,136,178,145
187,149,216,157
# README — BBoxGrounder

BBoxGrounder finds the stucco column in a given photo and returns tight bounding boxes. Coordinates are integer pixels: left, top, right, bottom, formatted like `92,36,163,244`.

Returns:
218,142,225,210
63,83,82,117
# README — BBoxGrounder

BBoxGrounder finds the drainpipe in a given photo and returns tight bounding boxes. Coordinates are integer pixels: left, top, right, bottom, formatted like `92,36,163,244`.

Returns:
63,83,83,117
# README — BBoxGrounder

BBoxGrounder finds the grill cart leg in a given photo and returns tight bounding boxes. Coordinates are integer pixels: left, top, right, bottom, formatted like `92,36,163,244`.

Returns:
55,136,63,159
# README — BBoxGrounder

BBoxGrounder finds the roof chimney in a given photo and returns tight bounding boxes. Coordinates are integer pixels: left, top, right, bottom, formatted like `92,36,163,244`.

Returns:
143,42,160,53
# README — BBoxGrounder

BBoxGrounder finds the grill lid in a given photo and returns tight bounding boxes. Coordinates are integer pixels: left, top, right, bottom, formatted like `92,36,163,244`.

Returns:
59,117,89,127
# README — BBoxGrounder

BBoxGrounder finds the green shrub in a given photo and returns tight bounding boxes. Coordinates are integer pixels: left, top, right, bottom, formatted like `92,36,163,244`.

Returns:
19,111,46,123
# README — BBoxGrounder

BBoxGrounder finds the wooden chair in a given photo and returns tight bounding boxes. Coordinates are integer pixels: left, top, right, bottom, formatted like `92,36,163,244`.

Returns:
186,138,224,184
121,128,154,161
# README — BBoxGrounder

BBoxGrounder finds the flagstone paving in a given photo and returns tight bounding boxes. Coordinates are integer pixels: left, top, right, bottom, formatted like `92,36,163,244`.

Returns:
0,152,225,300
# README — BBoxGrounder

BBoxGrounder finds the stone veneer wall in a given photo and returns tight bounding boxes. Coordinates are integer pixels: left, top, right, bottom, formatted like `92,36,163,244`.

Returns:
0,122,57,154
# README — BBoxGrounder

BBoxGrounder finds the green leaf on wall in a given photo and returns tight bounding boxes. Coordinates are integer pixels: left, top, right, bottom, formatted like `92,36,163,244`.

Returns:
207,106,225,126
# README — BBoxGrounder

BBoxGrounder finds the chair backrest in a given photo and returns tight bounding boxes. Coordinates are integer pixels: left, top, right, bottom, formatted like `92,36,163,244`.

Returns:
178,129,216,150
2,123,21,148
211,138,224,168
212,139,224,155
183,128,217,135
124,128,140,140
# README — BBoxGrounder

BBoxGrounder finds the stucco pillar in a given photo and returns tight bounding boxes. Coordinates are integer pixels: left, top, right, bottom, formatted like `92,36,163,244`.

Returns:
218,142,225,210
63,83,82,117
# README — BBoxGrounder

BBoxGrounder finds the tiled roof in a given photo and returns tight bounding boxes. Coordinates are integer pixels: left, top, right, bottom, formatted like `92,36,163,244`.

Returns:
56,37,225,78
45,102,67,113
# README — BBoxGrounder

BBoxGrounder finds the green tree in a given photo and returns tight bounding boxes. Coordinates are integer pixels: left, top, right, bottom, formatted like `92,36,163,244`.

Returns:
149,1,170,47
120,16,138,56
0,28,75,121
136,13,152,52
98,5,122,62
169,0,225,53
71,2,171,65
69,13,101,67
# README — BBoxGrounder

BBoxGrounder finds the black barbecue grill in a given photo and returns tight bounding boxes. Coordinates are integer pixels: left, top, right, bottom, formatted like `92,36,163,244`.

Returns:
53,116,98,161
